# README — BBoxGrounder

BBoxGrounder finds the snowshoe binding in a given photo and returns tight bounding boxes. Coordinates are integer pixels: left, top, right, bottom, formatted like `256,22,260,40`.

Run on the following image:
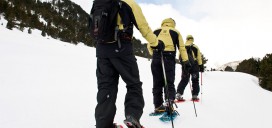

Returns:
159,110,179,122
149,105,166,116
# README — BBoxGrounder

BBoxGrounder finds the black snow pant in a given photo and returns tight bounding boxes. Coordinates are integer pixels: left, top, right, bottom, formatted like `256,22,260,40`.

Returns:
95,55,144,128
177,61,200,96
151,52,176,108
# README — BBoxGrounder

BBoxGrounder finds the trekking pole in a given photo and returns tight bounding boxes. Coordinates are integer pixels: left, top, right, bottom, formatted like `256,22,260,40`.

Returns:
189,81,198,117
160,52,175,128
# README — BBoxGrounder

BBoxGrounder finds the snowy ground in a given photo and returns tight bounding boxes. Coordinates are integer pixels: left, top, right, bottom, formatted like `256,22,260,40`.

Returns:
1,20,272,128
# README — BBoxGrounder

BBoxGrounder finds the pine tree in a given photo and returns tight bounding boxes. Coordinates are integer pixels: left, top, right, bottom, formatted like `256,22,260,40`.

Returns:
225,66,234,71
201,53,208,71
28,28,32,34
0,0,97,49
259,54,272,91
19,25,25,32
6,20,14,30
41,30,46,37
236,58,259,76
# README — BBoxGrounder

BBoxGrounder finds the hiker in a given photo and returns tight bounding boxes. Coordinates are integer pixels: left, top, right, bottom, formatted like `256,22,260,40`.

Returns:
147,18,190,114
176,35,204,101
90,0,163,128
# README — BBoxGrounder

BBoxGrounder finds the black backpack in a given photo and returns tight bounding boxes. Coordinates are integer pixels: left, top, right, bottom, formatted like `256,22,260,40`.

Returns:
185,44,198,65
89,0,120,43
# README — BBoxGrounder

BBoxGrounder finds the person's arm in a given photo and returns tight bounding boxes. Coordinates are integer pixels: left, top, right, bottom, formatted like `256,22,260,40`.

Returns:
122,0,158,47
177,32,188,62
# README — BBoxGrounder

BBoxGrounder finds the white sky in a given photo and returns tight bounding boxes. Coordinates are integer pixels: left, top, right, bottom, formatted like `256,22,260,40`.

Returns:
1,23,272,128
40,0,272,68
74,0,272,68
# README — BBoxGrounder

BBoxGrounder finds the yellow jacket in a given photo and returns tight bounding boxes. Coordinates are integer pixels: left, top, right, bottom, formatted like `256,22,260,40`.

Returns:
117,0,158,47
147,18,188,62
185,39,202,65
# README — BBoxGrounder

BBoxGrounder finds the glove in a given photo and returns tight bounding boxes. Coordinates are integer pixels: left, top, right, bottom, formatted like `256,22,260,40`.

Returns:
199,64,204,72
151,40,165,52
183,60,191,71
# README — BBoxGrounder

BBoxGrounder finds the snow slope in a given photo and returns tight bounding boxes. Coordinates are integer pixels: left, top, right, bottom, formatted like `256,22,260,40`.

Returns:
0,23,272,128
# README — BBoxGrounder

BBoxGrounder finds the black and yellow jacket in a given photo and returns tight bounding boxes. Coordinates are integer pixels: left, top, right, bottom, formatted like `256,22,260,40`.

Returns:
96,0,158,57
184,37,202,65
147,18,188,62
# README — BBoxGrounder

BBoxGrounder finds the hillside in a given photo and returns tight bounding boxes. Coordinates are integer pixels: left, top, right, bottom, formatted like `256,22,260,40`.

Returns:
217,60,241,71
1,22,272,128
0,0,151,58
0,0,92,45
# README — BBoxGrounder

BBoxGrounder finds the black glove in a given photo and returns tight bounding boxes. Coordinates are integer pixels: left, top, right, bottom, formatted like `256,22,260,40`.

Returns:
199,64,204,72
183,60,191,71
151,40,165,52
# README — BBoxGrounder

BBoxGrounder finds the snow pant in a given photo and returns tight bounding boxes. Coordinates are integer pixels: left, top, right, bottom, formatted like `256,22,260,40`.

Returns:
151,52,176,108
177,61,200,96
95,55,144,128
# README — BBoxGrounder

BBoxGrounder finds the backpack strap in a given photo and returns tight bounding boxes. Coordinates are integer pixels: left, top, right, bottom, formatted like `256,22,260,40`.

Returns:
169,30,179,53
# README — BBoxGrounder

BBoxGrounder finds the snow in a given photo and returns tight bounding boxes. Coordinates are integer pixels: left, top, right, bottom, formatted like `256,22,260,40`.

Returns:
1,20,272,128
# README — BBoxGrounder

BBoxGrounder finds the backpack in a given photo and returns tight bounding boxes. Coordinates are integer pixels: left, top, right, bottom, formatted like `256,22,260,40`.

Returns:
89,0,120,43
185,44,198,65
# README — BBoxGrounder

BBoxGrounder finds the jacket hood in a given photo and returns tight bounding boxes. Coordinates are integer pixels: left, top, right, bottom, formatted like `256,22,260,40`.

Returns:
185,35,194,46
161,18,176,28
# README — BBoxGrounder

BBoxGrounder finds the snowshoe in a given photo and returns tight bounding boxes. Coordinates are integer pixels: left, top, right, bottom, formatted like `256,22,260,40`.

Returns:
159,110,179,122
191,98,200,102
175,99,186,103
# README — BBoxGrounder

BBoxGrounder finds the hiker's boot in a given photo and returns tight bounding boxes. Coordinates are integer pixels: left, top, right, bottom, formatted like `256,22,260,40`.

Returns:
192,95,200,101
154,104,166,114
124,115,143,128
175,93,185,101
